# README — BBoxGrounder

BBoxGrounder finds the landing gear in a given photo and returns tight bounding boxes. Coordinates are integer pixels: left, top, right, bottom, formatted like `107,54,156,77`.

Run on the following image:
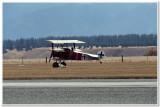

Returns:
61,61,67,66
52,62,59,68
100,61,102,64
52,61,67,68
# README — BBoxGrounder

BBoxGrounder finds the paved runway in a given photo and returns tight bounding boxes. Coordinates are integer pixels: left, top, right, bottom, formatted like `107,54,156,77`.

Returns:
3,79,157,104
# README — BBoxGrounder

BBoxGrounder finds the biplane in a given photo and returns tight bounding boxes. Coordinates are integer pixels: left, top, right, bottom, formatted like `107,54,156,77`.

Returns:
47,40,105,68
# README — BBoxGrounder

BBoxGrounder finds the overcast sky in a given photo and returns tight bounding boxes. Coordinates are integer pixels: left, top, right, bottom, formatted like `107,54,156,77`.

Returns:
3,3,157,40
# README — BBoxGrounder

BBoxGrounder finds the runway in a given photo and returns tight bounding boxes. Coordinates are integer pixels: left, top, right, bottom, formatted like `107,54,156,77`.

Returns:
3,79,157,104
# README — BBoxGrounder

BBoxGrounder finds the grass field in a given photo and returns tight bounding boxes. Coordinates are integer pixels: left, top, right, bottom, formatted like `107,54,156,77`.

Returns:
3,57,157,80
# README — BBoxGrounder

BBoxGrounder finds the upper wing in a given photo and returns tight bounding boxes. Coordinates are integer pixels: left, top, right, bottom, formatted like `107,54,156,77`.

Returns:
47,40,85,44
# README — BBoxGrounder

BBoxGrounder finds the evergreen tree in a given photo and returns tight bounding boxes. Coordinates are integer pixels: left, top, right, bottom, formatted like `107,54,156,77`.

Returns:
3,34,157,53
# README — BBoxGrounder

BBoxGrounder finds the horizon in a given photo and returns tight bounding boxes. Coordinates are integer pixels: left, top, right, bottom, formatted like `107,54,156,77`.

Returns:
3,33,157,41
3,3,157,40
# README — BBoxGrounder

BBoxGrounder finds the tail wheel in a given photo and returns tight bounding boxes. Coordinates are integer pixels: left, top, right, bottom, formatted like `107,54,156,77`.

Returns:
100,61,102,64
52,62,59,68
61,62,67,66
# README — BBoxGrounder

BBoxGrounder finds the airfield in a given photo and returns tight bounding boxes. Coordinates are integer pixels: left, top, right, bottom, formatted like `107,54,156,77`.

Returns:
3,52,157,104
3,56,157,80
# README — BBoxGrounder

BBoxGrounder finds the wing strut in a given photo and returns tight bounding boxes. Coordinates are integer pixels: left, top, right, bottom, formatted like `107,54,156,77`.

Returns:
49,43,54,62
73,43,75,49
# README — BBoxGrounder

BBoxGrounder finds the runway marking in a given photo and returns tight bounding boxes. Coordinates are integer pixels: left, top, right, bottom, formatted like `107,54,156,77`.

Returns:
3,82,157,88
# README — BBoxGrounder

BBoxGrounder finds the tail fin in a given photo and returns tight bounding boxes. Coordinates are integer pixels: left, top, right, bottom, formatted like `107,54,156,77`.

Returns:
97,51,105,59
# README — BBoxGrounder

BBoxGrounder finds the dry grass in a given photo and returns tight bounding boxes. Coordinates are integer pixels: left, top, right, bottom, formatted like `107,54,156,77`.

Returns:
3,56,157,64
3,60,157,80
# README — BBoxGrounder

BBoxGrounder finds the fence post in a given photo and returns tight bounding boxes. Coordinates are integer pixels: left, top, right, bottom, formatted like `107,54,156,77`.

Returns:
46,57,48,63
121,55,123,62
21,57,23,64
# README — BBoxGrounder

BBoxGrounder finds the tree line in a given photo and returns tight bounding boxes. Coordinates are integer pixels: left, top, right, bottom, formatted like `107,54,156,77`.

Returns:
3,34,157,53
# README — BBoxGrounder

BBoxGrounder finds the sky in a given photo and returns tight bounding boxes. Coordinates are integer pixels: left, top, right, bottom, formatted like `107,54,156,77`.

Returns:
3,3,157,40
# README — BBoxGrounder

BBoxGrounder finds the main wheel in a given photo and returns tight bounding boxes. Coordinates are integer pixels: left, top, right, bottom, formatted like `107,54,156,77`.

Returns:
61,61,67,66
52,62,59,68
